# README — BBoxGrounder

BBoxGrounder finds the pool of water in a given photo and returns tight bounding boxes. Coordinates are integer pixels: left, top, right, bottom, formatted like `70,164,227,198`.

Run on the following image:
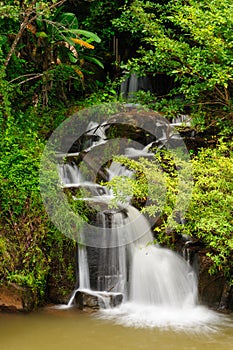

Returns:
0,307,232,350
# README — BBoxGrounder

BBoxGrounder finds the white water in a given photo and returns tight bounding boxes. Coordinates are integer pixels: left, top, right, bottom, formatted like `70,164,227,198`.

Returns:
97,211,127,296
120,73,153,99
58,117,226,331
78,245,90,290
58,163,83,185
130,245,197,307
99,302,226,332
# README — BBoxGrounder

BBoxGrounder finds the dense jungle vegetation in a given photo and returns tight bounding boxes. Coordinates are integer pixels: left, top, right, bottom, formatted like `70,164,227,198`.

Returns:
0,0,232,305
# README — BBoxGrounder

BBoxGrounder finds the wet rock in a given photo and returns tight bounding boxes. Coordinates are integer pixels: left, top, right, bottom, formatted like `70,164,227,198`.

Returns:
173,238,233,312
198,254,226,309
75,290,123,310
218,283,233,312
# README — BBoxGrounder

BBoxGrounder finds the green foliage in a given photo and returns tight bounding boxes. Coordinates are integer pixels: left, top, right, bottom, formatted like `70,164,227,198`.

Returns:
177,141,233,281
0,107,76,303
0,0,232,304
0,1,103,109
0,68,12,124
113,0,233,132
104,141,233,282
80,0,124,47
105,156,166,212
0,112,46,298
106,149,192,232
0,0,104,298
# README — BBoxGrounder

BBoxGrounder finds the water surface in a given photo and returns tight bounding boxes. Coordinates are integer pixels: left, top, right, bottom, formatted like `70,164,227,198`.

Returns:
0,307,232,350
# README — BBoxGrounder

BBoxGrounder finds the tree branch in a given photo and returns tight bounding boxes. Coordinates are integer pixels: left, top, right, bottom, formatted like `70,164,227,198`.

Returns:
4,0,67,68
18,73,44,85
9,73,43,83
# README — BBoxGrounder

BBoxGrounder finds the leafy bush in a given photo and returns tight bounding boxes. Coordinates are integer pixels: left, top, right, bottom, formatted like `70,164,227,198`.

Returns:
0,108,76,304
177,141,233,281
106,141,233,282
112,0,233,133
0,1,103,109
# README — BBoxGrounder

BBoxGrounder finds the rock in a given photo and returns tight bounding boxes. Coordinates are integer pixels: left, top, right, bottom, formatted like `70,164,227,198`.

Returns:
0,283,34,312
218,283,233,312
198,254,226,309
75,290,123,310
173,238,233,312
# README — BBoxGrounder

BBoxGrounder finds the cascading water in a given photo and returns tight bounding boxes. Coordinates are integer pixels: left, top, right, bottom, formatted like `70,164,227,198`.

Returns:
120,73,153,99
96,211,127,296
78,244,90,290
130,245,197,308
57,117,224,331
58,163,83,185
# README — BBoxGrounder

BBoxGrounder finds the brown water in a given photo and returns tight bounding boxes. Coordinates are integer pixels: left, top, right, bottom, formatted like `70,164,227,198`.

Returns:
0,307,232,350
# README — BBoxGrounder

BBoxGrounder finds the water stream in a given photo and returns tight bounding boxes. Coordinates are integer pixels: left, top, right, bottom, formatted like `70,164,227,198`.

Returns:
56,118,233,332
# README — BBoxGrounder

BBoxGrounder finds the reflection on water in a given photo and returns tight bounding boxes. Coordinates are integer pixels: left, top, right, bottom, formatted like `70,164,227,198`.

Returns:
0,307,232,350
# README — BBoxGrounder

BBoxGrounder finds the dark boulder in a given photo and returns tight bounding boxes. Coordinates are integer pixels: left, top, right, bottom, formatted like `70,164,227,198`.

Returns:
75,289,123,310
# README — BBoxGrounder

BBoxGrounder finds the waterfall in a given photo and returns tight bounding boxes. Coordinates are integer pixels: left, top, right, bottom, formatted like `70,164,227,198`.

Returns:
57,115,198,309
56,109,223,330
97,211,127,297
59,157,198,310
58,163,83,185
130,245,197,307
120,73,153,99
78,244,90,290
171,114,191,126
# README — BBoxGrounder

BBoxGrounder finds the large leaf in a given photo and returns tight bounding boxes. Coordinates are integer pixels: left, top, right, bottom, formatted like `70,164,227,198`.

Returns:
84,55,104,69
67,29,101,43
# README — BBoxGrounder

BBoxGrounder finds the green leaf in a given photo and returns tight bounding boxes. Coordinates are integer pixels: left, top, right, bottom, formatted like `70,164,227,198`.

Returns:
67,29,101,43
83,55,104,69
36,31,48,38
67,51,77,64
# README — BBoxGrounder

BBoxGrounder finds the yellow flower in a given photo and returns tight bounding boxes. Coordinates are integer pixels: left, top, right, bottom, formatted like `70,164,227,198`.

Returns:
71,38,94,49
